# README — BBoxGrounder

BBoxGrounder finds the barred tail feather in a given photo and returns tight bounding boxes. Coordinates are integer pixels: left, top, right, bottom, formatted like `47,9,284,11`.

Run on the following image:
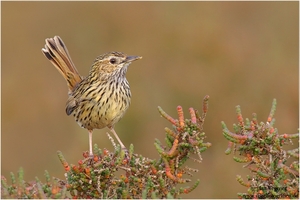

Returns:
42,36,82,91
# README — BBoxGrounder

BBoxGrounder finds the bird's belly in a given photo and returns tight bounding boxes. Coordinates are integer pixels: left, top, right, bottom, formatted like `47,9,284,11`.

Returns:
73,97,130,130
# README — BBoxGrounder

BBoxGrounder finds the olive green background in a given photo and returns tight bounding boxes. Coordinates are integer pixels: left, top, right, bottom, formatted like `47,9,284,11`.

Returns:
2,2,298,198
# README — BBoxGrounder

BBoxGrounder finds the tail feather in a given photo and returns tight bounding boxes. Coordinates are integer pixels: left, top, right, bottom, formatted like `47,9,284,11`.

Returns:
42,36,82,91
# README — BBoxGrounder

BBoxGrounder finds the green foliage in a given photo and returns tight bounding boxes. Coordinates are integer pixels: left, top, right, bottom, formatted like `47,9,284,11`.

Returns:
222,99,299,199
1,95,211,199
1,168,67,199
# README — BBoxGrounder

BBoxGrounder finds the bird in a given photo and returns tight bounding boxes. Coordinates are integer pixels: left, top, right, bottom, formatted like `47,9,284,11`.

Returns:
41,36,142,155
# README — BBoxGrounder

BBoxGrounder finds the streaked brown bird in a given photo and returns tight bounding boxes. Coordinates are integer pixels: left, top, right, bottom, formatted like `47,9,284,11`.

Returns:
42,36,141,155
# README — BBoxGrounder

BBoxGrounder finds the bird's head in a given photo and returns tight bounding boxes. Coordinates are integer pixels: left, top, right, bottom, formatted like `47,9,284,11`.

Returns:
91,52,142,81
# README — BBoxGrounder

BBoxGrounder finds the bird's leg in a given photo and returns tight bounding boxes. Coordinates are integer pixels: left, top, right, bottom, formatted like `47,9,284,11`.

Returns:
88,130,93,156
110,127,127,151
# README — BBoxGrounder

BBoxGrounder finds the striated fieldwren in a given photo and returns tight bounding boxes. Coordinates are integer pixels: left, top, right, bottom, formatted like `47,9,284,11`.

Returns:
42,36,142,155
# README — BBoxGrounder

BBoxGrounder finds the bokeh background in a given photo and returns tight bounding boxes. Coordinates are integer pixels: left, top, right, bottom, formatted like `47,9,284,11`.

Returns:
2,1,298,198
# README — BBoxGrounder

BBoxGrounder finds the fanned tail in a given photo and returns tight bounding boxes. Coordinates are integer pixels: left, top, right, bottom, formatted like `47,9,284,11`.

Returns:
42,36,82,91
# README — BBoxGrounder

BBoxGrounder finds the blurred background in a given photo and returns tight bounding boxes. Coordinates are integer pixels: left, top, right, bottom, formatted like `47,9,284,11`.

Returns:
2,1,298,198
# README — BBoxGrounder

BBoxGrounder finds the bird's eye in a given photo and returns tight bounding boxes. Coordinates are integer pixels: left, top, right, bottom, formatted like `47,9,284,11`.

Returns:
110,58,117,64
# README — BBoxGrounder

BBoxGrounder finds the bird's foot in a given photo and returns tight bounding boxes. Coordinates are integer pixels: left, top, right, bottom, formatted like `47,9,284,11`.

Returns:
120,147,130,160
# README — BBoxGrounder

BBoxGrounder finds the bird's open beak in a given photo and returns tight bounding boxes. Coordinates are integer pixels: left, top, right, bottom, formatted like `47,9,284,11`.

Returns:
125,55,142,62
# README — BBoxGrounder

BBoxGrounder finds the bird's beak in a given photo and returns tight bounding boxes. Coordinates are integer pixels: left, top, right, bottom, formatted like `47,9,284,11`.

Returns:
125,55,142,62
